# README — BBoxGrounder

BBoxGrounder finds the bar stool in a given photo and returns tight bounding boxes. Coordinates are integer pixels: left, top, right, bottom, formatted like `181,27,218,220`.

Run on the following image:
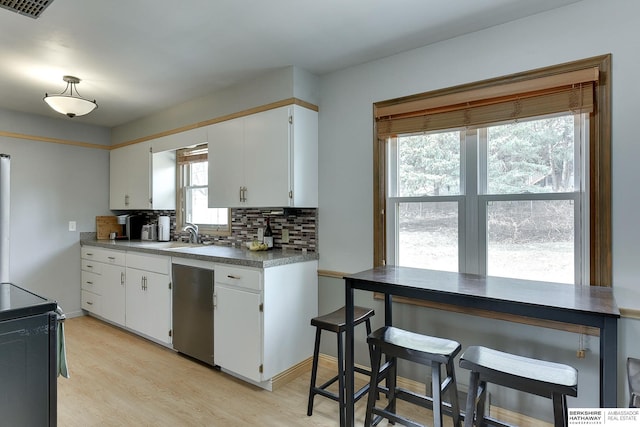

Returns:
459,346,578,427
307,306,375,426
364,326,462,427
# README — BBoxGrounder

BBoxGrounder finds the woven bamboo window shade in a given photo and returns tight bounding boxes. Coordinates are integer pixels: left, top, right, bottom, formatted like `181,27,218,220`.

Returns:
177,143,208,165
375,67,599,137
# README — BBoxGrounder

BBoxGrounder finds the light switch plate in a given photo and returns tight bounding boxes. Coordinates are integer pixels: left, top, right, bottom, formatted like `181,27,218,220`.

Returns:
68,221,76,231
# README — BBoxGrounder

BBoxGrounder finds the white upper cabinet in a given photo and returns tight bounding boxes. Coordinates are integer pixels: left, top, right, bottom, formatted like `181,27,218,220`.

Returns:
109,141,178,210
207,117,245,207
150,150,176,210
110,142,152,210
208,104,318,208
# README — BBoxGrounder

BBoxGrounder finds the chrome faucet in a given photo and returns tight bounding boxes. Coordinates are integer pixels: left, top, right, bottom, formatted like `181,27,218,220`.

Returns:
183,223,199,244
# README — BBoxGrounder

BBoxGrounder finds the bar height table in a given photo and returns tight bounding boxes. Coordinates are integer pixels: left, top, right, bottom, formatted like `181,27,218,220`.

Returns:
344,266,620,427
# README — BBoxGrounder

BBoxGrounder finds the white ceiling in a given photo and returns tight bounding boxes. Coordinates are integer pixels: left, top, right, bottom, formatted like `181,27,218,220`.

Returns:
0,0,581,128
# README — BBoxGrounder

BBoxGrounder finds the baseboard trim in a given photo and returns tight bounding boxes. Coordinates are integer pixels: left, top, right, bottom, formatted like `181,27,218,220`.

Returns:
272,357,313,391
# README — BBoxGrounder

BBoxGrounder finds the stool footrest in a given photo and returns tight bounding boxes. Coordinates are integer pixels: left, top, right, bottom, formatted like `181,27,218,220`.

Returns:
314,374,340,396
371,405,425,427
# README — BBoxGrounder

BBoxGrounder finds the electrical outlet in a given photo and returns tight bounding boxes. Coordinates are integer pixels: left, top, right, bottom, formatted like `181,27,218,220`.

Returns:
282,229,290,243
68,221,76,231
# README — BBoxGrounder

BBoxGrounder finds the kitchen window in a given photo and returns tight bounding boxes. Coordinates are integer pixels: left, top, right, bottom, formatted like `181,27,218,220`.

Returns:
176,144,230,235
373,55,611,287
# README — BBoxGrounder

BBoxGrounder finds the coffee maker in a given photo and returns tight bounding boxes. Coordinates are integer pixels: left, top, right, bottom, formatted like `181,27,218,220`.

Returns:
117,214,144,240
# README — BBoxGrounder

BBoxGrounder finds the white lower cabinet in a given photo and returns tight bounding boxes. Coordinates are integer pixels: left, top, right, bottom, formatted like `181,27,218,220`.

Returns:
214,261,318,388
81,244,317,388
81,247,125,326
215,284,262,382
125,253,172,345
101,263,126,326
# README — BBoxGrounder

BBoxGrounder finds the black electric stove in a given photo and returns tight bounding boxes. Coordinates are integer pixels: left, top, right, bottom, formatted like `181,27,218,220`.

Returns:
0,282,58,426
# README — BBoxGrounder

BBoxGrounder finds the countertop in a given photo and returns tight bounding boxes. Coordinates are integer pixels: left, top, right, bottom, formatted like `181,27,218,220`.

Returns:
80,239,318,268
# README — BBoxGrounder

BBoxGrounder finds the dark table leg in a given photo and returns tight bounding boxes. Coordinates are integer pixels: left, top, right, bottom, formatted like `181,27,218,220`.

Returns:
600,317,618,407
345,280,355,427
384,293,392,326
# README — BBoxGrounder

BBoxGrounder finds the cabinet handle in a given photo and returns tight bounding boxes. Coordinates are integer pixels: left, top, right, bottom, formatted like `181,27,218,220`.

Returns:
120,272,125,285
86,253,94,256
239,186,248,202
108,256,116,260
125,194,130,206
213,294,217,309
86,281,93,285
141,276,145,290
86,265,93,269
86,301,93,305
227,275,241,280
238,186,248,202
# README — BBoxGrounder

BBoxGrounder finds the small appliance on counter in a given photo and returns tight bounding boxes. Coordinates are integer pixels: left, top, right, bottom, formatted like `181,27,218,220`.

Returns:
141,224,157,241
158,216,170,241
116,214,144,240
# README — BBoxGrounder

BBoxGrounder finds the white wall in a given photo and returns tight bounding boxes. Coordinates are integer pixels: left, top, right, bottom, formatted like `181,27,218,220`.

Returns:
0,108,111,317
318,0,640,416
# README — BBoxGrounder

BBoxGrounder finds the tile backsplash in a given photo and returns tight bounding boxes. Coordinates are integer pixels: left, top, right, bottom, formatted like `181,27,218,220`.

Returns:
132,208,317,252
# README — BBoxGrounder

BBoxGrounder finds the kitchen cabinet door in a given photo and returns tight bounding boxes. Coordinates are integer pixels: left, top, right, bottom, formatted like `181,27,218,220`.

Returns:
125,268,147,334
100,264,126,326
207,104,317,208
208,117,245,207
214,285,262,382
125,268,172,345
109,142,151,209
243,106,290,207
144,270,172,344
150,150,176,210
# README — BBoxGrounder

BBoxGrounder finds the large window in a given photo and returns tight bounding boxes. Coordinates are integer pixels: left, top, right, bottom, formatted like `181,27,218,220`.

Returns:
374,55,611,287
387,114,585,284
176,144,230,234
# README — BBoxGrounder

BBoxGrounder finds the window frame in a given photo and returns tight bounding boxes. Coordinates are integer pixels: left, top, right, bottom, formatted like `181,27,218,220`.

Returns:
176,144,231,236
373,55,611,287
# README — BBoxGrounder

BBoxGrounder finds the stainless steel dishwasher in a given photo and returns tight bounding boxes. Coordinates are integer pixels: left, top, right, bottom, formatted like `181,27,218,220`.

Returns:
172,263,215,366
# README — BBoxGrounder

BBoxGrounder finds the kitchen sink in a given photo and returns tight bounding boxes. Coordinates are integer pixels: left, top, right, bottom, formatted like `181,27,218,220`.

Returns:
135,241,203,249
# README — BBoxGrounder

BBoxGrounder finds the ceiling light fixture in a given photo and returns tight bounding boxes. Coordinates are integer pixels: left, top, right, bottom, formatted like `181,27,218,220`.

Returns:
43,75,98,118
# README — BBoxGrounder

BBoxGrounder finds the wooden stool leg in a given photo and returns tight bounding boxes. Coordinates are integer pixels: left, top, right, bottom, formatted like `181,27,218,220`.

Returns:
307,327,322,416
432,361,444,427
446,359,462,427
364,343,382,427
388,356,397,421
464,372,479,427
337,331,345,427
476,380,487,425
552,392,568,427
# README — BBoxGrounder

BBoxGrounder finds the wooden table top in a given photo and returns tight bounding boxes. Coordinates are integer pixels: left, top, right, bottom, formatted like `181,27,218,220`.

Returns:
345,266,620,318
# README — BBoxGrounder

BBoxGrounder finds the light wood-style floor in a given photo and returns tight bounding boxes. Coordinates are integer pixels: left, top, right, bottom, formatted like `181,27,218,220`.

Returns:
58,316,547,426
59,316,372,426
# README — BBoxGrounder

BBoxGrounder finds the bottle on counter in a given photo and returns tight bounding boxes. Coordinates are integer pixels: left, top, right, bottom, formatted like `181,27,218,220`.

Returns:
263,218,274,249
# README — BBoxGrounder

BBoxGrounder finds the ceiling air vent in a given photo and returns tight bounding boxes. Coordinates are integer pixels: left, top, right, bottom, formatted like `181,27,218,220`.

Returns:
0,0,53,19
